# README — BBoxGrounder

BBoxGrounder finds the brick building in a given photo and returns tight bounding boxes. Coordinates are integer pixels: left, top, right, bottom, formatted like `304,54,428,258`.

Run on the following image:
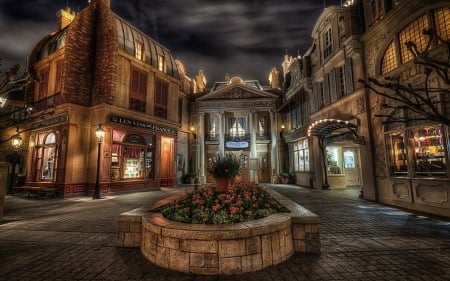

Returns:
10,0,194,196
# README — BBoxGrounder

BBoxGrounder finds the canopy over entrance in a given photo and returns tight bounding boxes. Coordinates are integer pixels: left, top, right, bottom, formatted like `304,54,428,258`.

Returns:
307,118,364,145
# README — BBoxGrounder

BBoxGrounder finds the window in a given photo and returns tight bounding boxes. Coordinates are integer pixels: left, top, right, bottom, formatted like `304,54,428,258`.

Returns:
434,7,450,41
295,139,310,172
387,132,408,176
381,41,398,74
228,117,247,139
323,27,333,59
158,54,166,72
35,131,58,181
130,67,147,112
209,118,217,140
411,125,446,177
385,124,447,178
110,131,154,180
326,146,343,175
54,60,64,93
135,40,144,60
155,79,168,118
11,106,25,121
399,14,429,64
37,67,49,101
338,67,346,97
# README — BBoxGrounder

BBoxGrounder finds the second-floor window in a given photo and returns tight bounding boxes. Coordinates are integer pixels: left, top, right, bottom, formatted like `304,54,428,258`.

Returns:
37,67,49,101
130,67,147,113
323,27,332,59
155,79,168,118
54,60,64,94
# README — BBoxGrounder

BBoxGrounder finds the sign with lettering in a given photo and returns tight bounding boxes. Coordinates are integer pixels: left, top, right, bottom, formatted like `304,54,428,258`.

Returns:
109,115,177,136
31,114,68,129
225,140,249,148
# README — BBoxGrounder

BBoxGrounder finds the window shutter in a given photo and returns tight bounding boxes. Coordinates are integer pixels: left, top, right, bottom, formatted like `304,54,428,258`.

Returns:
329,68,338,103
323,73,330,106
345,58,354,93
311,83,318,113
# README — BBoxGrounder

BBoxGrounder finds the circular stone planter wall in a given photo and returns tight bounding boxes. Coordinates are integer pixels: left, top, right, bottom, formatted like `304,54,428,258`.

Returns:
141,212,294,275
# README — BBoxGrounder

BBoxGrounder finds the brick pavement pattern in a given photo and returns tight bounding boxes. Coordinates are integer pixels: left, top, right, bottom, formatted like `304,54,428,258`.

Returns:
1,185,450,280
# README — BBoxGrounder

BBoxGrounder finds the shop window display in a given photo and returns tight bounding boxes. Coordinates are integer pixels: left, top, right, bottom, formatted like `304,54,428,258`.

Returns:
411,125,447,177
326,146,343,175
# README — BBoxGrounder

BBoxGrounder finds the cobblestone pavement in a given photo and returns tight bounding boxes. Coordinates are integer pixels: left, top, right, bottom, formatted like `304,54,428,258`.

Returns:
1,185,450,281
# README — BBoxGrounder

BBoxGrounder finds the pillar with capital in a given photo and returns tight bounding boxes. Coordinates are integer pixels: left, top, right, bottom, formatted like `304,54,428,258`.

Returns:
198,112,205,184
269,110,279,183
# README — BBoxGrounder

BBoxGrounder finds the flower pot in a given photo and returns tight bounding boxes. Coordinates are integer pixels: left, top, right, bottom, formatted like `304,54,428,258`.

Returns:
214,177,230,193
280,176,290,184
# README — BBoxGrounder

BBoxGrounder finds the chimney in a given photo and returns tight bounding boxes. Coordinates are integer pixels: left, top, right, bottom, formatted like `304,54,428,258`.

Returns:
56,7,75,30
89,0,111,7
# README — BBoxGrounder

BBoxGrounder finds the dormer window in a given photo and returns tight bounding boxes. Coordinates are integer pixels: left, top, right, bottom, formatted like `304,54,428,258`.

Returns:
323,27,332,59
135,40,144,61
158,55,166,73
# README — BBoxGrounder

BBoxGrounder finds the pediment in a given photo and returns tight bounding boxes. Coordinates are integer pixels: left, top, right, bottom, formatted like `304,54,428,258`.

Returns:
197,83,278,101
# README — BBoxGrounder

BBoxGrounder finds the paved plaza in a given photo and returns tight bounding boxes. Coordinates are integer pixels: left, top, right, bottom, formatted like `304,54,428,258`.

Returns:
1,185,450,281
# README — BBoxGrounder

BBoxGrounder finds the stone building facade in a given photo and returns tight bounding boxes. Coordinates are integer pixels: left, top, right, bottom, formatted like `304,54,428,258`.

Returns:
360,0,450,217
8,0,194,196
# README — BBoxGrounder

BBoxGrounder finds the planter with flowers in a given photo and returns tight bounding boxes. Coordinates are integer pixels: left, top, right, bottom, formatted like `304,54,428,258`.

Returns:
207,153,240,192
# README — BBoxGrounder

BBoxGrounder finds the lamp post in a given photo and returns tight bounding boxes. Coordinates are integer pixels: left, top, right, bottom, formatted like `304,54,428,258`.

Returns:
93,124,105,199
9,128,22,193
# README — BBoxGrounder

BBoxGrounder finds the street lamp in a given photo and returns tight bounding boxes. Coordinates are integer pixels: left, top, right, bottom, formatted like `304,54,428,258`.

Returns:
93,124,105,199
9,127,22,193
11,127,22,151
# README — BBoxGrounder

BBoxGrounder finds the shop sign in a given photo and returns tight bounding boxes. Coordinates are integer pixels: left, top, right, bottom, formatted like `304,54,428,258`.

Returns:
109,115,177,136
225,140,249,148
31,114,68,129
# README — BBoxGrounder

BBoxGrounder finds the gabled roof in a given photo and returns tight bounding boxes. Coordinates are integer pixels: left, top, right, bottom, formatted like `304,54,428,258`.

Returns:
197,81,279,101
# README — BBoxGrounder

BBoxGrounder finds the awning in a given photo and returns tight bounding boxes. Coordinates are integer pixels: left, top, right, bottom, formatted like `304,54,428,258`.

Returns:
307,118,358,138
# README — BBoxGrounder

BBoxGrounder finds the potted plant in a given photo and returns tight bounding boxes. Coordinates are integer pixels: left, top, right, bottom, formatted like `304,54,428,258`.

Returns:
207,153,240,192
279,170,292,184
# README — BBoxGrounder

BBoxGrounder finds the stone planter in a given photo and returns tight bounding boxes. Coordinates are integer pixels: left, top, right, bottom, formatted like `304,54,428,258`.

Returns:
118,188,321,275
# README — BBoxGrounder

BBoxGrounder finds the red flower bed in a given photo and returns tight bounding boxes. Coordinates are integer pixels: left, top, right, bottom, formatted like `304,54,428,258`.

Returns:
159,181,289,224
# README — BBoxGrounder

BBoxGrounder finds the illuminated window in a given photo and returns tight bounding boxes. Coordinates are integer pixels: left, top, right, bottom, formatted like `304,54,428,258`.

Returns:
434,7,450,41
323,27,332,59
158,55,166,72
228,117,247,139
326,146,343,175
295,139,310,172
399,14,429,64
381,41,398,74
35,131,58,181
134,40,144,60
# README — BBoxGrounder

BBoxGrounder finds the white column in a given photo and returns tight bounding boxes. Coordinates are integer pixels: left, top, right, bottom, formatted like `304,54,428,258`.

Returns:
219,111,225,156
270,110,278,183
199,112,205,184
249,110,256,158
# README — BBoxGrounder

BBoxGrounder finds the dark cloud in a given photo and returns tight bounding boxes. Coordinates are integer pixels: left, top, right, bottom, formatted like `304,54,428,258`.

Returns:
0,0,342,84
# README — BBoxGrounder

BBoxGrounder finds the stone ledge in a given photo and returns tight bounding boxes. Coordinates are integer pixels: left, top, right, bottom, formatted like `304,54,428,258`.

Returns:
117,187,321,274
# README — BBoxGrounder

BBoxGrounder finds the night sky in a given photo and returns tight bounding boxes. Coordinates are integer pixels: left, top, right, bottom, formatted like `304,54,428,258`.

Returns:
0,0,343,85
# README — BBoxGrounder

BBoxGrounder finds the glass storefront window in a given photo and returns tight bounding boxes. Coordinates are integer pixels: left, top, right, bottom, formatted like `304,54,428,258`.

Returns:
295,138,310,172
411,125,447,177
35,132,58,181
326,146,343,175
387,132,408,176
111,131,154,181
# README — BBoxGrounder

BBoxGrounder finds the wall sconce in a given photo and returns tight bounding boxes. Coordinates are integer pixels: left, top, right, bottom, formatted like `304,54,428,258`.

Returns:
280,124,285,138
190,126,197,139
11,127,23,151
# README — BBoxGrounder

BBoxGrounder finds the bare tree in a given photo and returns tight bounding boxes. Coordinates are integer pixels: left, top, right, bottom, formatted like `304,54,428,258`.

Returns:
360,28,450,127
0,58,53,143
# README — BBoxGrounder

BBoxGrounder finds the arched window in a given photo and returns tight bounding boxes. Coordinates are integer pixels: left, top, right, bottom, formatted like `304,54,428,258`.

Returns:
434,7,450,41
110,130,154,181
35,131,58,181
399,14,429,64
381,41,398,74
